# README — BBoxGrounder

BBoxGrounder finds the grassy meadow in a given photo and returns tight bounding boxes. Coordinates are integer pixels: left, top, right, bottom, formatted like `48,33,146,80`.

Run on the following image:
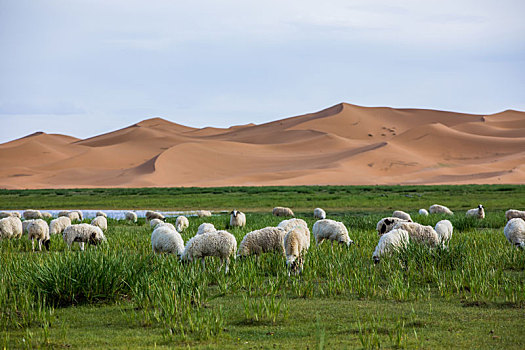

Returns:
1,185,524,349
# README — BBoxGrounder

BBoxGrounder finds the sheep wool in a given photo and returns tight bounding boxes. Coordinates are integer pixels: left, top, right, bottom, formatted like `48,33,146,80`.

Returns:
237,226,287,257
146,211,165,222
50,216,71,235
151,225,185,255
63,224,106,251
229,210,246,228
393,222,440,247
91,216,108,231
41,212,53,219
284,225,310,275
505,209,525,221
372,228,409,263
150,218,163,228
0,216,23,239
125,211,138,222
23,219,35,234
59,211,81,222
312,219,353,247
27,219,50,251
376,217,408,236
392,210,412,222
272,207,294,217
181,230,237,273
154,222,177,231
466,205,485,219
23,209,42,220
176,216,189,232
314,208,326,219
0,211,21,219
418,209,429,216
434,220,453,247
197,223,216,235
196,210,212,217
429,204,454,215
96,211,108,218
504,218,525,248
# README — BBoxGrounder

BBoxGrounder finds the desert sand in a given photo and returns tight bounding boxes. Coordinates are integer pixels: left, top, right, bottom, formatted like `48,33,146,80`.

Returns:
1,103,524,189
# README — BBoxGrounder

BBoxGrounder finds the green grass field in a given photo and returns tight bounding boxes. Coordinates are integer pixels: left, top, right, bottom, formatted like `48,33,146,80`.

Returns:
1,185,524,349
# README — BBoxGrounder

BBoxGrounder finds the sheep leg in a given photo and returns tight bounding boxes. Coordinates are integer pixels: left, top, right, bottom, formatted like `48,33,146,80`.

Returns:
224,258,230,274
201,257,205,269
80,242,85,251
38,240,42,251
31,238,35,252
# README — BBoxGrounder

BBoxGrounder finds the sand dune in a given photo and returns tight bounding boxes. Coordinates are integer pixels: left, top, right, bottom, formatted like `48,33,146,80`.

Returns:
0,103,524,188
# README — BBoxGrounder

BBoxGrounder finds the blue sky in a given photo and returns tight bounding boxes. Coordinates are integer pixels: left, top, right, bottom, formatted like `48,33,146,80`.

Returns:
1,0,524,143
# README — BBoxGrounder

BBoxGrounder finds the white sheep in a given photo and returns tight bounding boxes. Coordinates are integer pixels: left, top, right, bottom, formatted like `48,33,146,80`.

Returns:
466,205,485,219
392,210,412,222
429,204,454,215
74,210,84,221
50,216,71,235
372,228,409,264
312,219,353,247
273,207,294,217
176,216,189,232
149,218,164,228
125,211,138,222
196,210,212,217
503,218,525,248
146,211,165,222
59,211,81,222
181,230,237,273
376,217,408,236
22,219,35,234
393,222,440,247
151,225,185,255
63,224,107,251
96,211,107,218
27,219,50,251
314,208,326,219
91,216,108,231
154,222,177,231
23,209,42,220
284,225,310,275
229,210,246,228
505,209,525,221
278,218,310,242
237,227,287,258
197,223,216,235
418,209,429,216
434,220,453,248
41,212,52,219
0,211,21,219
0,216,23,239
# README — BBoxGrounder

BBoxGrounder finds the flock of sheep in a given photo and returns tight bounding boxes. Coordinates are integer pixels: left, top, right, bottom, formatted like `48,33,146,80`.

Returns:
0,205,524,275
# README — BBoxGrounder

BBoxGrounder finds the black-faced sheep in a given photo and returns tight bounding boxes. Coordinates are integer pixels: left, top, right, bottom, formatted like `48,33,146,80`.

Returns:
466,205,485,219
229,210,246,228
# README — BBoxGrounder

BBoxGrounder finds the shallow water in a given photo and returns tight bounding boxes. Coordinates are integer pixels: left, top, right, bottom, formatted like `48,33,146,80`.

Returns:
3,210,226,220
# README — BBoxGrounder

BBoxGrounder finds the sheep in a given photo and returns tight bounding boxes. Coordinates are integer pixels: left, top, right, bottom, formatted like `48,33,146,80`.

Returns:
392,210,412,222
154,222,177,231
503,218,525,248
151,225,184,255
59,211,81,222
278,218,310,241
0,211,21,219
0,216,23,239
429,204,454,215
74,210,84,221
393,222,440,247
466,205,485,219
41,212,52,219
50,216,71,235
96,211,107,218
372,228,409,264
125,211,137,222
434,220,453,248
197,223,216,235
312,219,353,247
418,209,429,216
23,209,42,220
57,211,69,217
27,219,50,251
376,217,408,236
146,210,165,222
237,227,287,258
150,218,164,228
63,224,106,251
22,219,35,234
273,207,294,217
284,225,310,275
176,216,189,232
91,216,108,231
196,210,212,217
505,209,525,221
181,230,237,273
314,208,326,219
229,210,246,228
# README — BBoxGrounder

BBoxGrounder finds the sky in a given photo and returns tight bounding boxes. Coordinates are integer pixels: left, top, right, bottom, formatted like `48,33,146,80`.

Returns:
1,0,524,143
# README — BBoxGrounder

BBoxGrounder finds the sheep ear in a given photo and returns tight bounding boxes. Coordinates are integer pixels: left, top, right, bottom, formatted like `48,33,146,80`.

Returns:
230,211,234,215
385,219,391,225
380,224,386,234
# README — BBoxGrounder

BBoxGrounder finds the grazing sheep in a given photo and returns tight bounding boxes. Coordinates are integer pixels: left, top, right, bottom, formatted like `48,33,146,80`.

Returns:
151,225,184,255
376,217,408,236
50,216,71,235
312,219,353,247
23,209,42,220
63,224,106,251
277,218,310,241
57,211,69,217
273,207,294,217
229,210,246,228
392,210,412,222
434,220,453,248
372,228,409,264
96,211,107,218
466,205,485,219
74,210,84,221
149,218,164,228
429,204,454,215
146,211,165,222
196,210,212,217
504,218,525,248
237,227,287,258
41,212,52,219
27,219,50,251
314,208,326,219
91,216,108,231
125,211,137,222
393,222,439,247
284,225,310,275
505,209,525,221
197,223,216,235
22,219,35,234
176,216,189,232
0,216,23,239
181,230,237,273
418,209,429,216
59,211,81,222
0,211,21,219
154,222,177,231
